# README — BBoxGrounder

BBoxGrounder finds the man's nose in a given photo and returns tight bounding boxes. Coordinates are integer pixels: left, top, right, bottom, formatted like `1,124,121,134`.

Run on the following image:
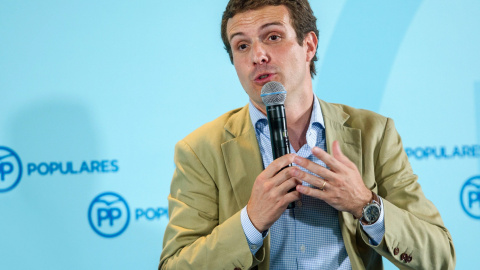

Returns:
251,42,268,65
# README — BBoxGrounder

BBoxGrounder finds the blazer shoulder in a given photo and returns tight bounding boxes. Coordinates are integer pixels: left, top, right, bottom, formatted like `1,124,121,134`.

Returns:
331,102,389,130
179,105,249,151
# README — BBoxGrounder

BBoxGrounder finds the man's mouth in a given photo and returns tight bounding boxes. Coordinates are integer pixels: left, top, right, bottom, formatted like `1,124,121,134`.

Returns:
255,73,273,82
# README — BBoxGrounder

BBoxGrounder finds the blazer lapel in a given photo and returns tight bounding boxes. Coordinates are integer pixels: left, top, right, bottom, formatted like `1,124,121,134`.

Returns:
320,99,363,176
221,104,264,209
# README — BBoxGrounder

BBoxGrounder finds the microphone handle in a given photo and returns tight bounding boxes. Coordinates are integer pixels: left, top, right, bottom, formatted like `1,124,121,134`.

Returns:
266,105,296,209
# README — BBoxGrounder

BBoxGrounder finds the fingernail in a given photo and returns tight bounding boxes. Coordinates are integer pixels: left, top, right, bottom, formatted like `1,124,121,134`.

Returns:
294,156,302,164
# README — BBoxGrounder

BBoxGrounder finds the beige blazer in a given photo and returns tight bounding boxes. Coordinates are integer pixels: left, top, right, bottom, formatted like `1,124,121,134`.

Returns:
160,99,455,270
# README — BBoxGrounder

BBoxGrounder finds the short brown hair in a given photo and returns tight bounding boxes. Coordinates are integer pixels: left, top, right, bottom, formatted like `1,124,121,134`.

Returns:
221,0,319,77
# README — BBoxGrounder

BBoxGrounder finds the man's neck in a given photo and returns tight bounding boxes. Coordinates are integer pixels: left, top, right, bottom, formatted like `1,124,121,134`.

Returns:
250,84,315,152
284,92,314,152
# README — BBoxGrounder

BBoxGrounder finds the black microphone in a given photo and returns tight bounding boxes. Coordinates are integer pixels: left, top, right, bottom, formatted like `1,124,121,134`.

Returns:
261,81,295,209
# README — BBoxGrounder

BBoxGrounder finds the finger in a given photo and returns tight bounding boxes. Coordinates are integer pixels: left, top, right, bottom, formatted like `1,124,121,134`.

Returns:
277,176,301,194
262,153,297,178
296,185,327,200
271,166,300,187
282,190,301,207
311,146,342,172
331,140,356,169
297,170,331,189
294,156,336,180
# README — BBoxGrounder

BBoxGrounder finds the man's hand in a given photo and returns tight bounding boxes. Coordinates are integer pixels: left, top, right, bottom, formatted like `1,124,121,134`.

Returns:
247,153,301,232
294,140,372,218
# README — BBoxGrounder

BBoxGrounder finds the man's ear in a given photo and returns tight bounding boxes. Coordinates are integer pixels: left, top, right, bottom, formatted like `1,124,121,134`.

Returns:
304,31,318,63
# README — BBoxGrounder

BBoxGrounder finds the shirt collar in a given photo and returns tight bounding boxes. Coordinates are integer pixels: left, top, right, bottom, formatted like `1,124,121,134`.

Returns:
248,94,325,131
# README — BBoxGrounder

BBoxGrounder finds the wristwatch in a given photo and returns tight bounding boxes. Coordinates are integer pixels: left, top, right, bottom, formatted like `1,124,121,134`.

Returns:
360,191,381,225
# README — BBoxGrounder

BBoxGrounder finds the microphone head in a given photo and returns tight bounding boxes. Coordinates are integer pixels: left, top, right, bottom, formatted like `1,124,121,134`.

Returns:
261,81,287,106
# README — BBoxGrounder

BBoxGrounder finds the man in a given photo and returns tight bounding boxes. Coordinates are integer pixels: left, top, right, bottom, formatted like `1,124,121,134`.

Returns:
159,0,456,269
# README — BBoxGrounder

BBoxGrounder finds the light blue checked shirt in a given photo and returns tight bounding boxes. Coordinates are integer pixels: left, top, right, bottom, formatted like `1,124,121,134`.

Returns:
240,96,385,269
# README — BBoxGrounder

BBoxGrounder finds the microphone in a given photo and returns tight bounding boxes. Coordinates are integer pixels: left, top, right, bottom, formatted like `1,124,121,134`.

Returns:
261,81,295,209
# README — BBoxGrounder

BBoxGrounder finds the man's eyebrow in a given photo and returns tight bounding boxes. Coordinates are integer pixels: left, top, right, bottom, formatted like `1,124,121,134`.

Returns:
229,32,245,43
229,21,285,42
260,22,284,30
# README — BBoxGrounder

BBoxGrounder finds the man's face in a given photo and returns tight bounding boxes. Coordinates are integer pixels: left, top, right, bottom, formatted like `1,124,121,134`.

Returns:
226,5,315,111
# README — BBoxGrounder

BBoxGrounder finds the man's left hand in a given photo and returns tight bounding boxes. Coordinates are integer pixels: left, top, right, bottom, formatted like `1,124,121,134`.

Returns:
293,140,372,219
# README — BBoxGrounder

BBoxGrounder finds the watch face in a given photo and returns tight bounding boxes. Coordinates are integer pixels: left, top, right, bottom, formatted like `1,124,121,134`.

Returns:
365,204,380,223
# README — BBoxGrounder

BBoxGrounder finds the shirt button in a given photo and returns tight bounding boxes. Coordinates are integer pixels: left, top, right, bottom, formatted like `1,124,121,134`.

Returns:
296,201,303,207
251,245,257,250
300,244,306,253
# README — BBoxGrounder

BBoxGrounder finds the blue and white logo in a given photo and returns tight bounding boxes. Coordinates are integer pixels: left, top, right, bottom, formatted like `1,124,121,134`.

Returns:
0,146,23,193
460,175,480,219
88,192,130,238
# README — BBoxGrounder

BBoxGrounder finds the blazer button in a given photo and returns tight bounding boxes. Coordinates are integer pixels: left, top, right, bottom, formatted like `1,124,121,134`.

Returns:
401,253,407,261
394,248,399,255
407,256,412,263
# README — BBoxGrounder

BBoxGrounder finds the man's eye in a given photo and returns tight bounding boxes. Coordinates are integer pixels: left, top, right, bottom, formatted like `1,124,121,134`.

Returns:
269,35,280,41
238,44,248,50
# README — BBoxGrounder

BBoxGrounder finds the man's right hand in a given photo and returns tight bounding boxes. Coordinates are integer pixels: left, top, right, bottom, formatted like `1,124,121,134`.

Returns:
246,153,301,232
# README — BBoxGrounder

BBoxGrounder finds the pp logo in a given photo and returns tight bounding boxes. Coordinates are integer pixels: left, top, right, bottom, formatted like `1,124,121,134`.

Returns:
460,175,480,219
0,146,23,193
88,192,130,238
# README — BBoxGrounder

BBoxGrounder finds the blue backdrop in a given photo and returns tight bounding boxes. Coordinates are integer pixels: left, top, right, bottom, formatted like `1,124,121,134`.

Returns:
1,1,479,269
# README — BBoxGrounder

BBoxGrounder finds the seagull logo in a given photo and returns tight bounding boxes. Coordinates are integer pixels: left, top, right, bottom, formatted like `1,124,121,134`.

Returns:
94,198,122,206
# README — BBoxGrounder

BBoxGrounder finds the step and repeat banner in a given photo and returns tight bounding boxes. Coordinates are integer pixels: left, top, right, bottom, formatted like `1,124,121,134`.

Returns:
1,1,479,269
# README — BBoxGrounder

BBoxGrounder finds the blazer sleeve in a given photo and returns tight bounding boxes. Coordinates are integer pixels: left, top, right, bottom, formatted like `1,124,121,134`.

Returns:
358,118,456,269
159,140,265,270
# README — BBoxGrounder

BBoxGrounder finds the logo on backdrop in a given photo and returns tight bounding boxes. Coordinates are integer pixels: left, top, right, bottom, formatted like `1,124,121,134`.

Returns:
0,145,119,193
88,192,168,238
88,192,131,238
0,146,23,193
460,175,480,219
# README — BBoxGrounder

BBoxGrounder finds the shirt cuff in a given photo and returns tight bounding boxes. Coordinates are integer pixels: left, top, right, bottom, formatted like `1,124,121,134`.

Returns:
240,206,268,254
360,197,385,246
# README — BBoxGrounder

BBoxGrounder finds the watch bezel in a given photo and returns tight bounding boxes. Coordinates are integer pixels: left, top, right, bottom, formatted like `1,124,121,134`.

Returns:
362,202,381,224
360,192,381,225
